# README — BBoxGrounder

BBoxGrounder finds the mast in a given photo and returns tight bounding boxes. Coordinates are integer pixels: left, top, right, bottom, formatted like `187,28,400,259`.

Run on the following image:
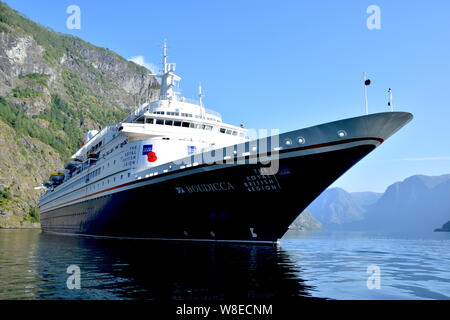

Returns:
158,40,181,101
388,88,393,111
364,72,371,115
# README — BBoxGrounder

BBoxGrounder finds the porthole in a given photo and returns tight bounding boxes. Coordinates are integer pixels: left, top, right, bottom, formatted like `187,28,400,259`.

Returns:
337,130,347,138
284,138,293,146
297,137,306,145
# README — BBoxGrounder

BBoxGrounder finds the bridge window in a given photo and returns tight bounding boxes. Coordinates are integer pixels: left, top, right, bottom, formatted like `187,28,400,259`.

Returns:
156,119,164,125
182,122,190,128
174,121,182,127
135,116,145,123
165,120,173,126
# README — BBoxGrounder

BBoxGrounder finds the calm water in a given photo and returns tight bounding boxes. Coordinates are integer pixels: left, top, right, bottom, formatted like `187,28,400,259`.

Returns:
0,229,449,300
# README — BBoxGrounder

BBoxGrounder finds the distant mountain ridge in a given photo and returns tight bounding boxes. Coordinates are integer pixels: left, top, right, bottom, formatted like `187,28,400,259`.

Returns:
307,174,450,232
435,221,450,232
307,187,381,229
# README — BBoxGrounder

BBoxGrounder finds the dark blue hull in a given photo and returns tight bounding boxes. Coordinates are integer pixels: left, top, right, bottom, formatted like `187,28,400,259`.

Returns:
41,144,375,244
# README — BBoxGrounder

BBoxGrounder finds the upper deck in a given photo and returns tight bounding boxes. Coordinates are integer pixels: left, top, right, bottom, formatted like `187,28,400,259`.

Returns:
39,41,249,197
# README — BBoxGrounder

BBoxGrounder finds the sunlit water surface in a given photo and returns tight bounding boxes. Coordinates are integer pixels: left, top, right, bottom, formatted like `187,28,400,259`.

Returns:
0,229,449,300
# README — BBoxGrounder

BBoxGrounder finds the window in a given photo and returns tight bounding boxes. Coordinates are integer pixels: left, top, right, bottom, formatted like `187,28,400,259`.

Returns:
182,122,190,128
174,121,182,126
189,123,197,128
156,119,164,125
220,128,226,134
165,120,173,126
135,116,144,124
232,131,238,136
205,125,213,131
226,129,232,135
146,118,154,124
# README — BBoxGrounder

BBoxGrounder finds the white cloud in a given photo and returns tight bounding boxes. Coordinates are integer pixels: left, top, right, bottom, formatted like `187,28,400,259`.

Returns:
400,157,450,161
128,56,158,73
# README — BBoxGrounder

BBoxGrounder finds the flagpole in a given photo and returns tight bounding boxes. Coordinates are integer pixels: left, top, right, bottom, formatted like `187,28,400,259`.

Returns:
364,72,369,115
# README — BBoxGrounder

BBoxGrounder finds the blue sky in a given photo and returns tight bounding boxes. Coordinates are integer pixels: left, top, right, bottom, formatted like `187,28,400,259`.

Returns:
4,0,450,192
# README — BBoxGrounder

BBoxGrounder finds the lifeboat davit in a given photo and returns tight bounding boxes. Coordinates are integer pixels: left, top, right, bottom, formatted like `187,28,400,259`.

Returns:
43,181,53,188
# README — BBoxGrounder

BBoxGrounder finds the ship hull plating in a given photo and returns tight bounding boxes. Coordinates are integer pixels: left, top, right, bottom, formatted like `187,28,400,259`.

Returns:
41,144,375,244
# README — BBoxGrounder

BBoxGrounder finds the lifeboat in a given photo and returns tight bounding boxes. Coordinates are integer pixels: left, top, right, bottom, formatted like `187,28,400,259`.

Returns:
49,172,64,183
64,158,82,171
58,169,70,176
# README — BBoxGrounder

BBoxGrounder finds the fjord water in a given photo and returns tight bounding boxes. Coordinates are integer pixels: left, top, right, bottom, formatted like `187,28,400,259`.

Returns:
0,229,449,300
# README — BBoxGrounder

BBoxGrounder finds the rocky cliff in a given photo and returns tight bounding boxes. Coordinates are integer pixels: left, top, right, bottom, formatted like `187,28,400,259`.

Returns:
288,210,322,231
0,2,158,227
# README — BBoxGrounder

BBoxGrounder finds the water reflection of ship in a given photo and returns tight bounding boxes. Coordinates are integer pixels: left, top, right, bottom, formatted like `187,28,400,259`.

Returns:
36,234,319,300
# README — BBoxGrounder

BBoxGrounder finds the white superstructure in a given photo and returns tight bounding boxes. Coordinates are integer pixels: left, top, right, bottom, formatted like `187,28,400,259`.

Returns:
40,42,248,211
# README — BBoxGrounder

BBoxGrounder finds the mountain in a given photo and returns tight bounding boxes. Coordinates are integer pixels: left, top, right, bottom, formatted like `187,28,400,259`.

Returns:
288,210,322,231
0,2,158,227
307,174,450,232
306,187,381,230
365,174,450,232
435,221,450,232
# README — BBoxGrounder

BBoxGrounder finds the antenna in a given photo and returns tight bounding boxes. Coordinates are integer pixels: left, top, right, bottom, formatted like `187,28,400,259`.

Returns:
388,88,393,111
364,72,371,115
198,83,205,119
163,40,168,73
198,83,203,107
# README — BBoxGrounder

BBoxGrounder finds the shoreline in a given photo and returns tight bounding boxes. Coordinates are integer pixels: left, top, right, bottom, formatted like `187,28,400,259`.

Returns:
0,226,41,230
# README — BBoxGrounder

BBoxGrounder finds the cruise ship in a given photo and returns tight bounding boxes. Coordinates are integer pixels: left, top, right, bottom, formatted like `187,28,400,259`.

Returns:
39,43,413,245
